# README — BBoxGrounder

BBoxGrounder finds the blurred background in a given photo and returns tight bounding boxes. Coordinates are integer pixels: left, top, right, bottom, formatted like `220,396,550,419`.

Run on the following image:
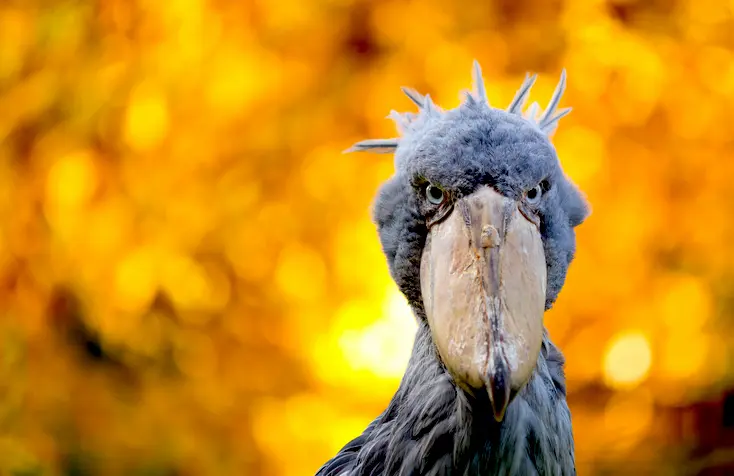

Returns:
1,0,734,474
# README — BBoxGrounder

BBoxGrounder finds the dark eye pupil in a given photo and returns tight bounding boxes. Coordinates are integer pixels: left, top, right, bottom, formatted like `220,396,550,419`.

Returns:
527,188,538,199
429,186,443,200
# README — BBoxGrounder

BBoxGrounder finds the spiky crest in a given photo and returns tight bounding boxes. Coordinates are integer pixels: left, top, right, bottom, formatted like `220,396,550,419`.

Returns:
345,62,571,154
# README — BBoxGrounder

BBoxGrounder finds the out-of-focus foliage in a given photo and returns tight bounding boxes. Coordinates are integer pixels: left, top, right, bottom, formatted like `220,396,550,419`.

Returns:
2,0,734,474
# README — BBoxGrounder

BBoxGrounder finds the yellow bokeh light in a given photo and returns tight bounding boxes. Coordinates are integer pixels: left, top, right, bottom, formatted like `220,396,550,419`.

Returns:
45,150,97,211
113,246,159,314
206,47,264,115
0,9,32,81
338,287,416,380
252,394,372,476
603,331,652,389
43,150,98,241
274,244,327,303
658,274,712,332
124,83,170,151
659,331,708,383
173,329,217,380
425,42,474,106
82,199,131,259
331,218,387,295
563,324,605,386
602,388,655,453
554,125,604,187
160,252,211,312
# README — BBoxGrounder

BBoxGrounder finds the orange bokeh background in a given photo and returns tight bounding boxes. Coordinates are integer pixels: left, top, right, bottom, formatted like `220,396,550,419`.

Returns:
2,0,734,474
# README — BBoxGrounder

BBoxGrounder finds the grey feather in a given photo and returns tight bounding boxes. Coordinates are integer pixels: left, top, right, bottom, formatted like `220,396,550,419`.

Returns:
344,138,400,154
401,86,425,108
539,107,572,136
538,69,567,127
423,94,439,116
507,73,537,115
387,110,410,133
472,59,488,104
525,101,541,123
462,89,477,105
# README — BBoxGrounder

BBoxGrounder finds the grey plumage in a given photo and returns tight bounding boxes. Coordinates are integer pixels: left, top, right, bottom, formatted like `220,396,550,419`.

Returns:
319,62,588,476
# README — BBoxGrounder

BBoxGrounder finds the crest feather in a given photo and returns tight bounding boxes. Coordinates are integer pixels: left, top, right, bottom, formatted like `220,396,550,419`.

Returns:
401,87,425,108
344,62,572,155
344,138,400,154
507,73,538,115
525,102,541,123
472,60,488,104
423,94,438,116
537,69,568,131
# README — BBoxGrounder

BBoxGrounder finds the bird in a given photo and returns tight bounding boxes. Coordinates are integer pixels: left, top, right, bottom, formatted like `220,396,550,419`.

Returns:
316,61,589,476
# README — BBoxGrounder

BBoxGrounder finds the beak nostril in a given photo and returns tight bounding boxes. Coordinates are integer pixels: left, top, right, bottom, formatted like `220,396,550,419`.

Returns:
481,225,500,248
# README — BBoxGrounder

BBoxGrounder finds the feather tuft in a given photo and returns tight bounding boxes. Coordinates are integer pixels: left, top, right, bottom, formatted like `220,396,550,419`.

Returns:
344,138,400,154
401,87,425,108
507,73,537,115
387,110,410,133
462,90,476,105
423,94,438,116
538,69,567,130
472,60,488,104
524,102,541,123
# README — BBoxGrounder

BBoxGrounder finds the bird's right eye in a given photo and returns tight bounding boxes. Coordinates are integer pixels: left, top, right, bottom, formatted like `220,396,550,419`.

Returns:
426,184,446,205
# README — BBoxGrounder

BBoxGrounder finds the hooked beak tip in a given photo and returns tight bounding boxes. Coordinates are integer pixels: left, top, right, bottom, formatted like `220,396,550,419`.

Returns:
487,364,511,422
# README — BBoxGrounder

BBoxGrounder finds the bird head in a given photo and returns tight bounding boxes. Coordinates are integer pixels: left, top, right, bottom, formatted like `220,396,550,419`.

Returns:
347,62,589,422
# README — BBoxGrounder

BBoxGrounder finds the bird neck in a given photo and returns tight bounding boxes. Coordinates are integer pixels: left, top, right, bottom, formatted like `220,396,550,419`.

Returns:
370,319,576,474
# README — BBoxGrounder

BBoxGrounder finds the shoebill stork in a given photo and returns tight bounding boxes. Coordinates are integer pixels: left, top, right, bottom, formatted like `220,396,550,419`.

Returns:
317,62,589,475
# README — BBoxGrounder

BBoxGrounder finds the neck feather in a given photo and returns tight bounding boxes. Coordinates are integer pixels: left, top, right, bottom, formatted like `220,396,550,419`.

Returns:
349,320,576,475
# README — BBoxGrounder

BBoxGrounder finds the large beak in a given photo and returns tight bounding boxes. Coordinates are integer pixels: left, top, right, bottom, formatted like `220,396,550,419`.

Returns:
420,186,546,422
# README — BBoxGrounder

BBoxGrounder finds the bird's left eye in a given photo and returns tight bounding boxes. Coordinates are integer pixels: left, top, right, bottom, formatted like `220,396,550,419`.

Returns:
525,184,543,205
426,184,446,205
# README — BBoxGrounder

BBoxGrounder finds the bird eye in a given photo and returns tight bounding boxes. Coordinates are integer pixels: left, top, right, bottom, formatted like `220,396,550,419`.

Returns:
525,184,543,205
426,184,445,205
